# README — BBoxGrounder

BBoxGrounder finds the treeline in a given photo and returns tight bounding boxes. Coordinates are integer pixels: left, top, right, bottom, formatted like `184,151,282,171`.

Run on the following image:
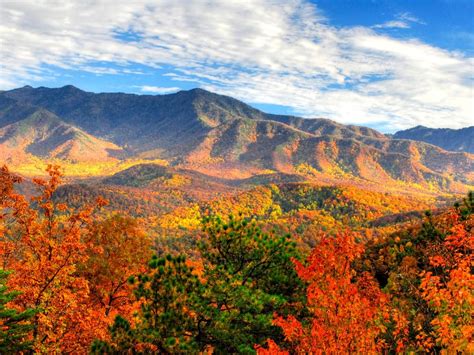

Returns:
1,166,472,353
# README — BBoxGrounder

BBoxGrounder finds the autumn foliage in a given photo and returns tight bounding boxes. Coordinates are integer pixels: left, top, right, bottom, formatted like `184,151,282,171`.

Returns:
0,165,150,353
0,164,472,353
257,231,388,354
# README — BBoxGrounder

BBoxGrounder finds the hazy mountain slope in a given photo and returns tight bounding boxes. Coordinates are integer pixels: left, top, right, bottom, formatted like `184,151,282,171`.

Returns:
0,108,125,163
393,125,474,153
269,115,386,139
0,95,40,128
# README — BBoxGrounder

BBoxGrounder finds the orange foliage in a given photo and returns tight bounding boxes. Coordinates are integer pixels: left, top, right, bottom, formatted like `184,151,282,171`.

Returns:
81,214,152,319
419,212,473,352
0,165,108,352
259,231,388,354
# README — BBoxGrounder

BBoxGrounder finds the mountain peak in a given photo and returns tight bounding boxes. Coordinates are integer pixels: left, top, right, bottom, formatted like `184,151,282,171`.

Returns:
59,84,84,93
188,87,208,93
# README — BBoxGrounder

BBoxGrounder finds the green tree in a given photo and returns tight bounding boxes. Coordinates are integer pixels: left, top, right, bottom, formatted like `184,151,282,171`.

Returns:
91,254,201,354
0,270,37,353
194,214,303,353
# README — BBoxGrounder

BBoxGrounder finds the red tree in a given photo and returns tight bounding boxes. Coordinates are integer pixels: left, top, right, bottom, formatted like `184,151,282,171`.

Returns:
258,231,387,353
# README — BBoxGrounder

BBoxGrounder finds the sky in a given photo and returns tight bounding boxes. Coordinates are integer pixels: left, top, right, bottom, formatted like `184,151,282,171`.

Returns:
0,0,473,132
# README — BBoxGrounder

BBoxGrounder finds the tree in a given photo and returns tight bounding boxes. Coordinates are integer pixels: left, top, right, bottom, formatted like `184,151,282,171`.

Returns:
419,211,473,352
194,214,303,353
0,165,108,352
259,231,387,353
80,214,152,318
91,254,201,354
357,192,474,352
96,214,303,354
0,270,37,353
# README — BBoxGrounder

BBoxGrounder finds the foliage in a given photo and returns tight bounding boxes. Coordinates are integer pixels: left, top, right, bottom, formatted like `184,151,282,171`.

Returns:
98,214,303,354
419,211,473,352
91,254,200,353
80,214,152,318
0,165,110,352
194,214,303,353
0,270,37,353
358,192,474,353
258,231,387,353
1,161,471,353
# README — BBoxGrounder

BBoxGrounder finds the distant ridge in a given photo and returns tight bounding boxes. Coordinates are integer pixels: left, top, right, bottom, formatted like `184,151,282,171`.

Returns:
394,125,474,154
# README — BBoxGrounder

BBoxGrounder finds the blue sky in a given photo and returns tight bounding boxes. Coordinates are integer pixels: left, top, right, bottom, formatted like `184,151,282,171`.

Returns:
1,0,472,132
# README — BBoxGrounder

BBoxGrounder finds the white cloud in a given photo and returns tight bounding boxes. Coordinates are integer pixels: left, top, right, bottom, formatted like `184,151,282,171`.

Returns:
373,12,426,29
373,20,410,29
0,0,472,131
139,85,180,94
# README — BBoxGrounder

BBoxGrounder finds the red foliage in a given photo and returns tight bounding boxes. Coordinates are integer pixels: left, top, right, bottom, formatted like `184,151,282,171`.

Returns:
259,231,388,354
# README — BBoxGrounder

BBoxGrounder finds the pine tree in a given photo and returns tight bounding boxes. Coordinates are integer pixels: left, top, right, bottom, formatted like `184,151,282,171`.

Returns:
0,270,37,353
91,254,201,354
194,214,303,353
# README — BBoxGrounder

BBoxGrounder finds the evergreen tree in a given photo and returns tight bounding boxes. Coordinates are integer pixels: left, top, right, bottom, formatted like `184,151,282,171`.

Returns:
0,270,37,353
94,214,303,354
194,214,303,353
91,254,201,354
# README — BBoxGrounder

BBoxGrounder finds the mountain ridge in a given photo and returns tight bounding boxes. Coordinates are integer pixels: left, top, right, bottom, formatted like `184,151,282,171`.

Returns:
0,107,125,163
1,85,472,193
394,125,474,153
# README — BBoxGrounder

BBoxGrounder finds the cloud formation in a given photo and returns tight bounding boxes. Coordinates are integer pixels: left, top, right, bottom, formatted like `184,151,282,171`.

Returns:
373,12,426,29
139,86,181,94
0,0,472,131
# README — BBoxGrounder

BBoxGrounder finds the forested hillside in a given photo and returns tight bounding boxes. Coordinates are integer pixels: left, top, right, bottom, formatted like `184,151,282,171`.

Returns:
0,86,472,355
1,165,472,353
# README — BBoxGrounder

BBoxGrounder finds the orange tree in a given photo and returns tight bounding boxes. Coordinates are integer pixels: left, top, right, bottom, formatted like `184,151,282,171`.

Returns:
357,192,473,352
257,231,388,354
0,165,108,352
419,209,473,352
79,214,152,319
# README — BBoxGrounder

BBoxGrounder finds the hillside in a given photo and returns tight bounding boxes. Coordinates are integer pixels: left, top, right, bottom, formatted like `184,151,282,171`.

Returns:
0,108,125,163
394,125,474,153
0,85,473,192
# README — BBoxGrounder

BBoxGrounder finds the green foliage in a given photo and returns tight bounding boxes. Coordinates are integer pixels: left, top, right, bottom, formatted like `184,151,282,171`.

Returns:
0,270,37,353
455,190,474,220
92,254,200,354
90,316,136,354
194,214,303,353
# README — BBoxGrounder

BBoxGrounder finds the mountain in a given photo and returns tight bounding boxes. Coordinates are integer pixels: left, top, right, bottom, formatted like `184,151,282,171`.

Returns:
0,108,124,163
1,85,473,192
1,86,387,155
394,125,474,153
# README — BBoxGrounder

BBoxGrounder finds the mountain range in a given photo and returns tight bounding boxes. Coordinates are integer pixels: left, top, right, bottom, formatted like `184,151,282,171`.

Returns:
393,125,474,154
0,85,472,193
